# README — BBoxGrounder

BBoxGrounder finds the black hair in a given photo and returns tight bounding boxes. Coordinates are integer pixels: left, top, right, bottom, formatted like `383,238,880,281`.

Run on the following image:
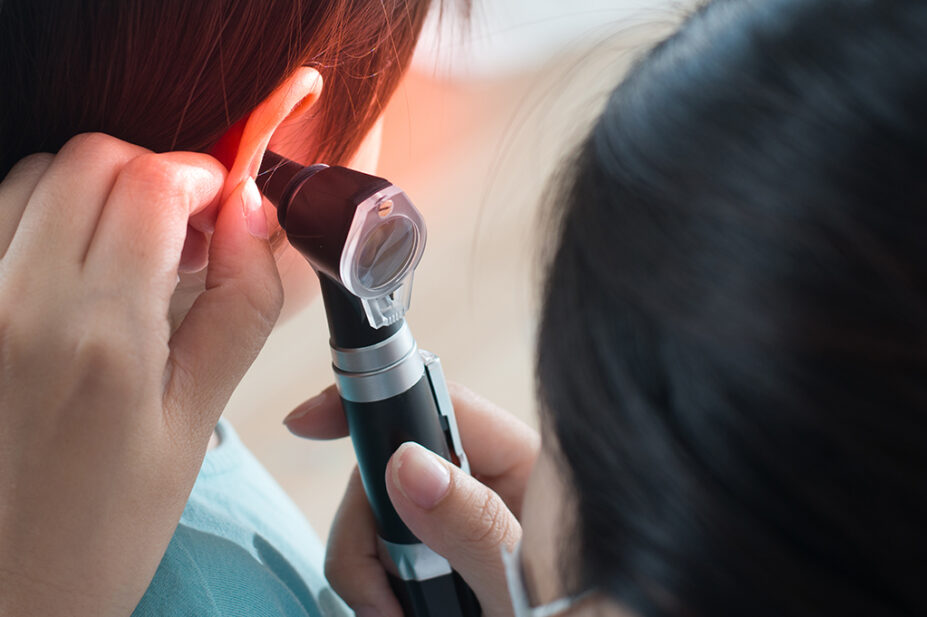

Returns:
536,1,927,615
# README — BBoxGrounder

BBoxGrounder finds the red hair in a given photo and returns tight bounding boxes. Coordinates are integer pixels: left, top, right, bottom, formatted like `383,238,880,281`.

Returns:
0,0,445,176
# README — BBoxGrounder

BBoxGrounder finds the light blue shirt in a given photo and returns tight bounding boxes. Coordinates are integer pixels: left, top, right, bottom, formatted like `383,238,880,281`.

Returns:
133,420,351,617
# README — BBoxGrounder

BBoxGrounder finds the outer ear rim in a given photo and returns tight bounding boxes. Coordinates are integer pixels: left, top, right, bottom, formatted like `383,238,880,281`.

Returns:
223,66,324,200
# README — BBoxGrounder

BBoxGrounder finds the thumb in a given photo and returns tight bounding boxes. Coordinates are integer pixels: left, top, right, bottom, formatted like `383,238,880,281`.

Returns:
165,177,283,442
386,442,520,617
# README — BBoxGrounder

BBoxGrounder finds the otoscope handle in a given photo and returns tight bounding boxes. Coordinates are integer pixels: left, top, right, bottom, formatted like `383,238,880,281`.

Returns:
342,375,449,542
257,152,479,616
385,570,481,617
333,329,480,617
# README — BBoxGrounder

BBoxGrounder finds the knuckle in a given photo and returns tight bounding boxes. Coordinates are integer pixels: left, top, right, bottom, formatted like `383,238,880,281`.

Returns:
118,153,207,219
57,133,149,180
73,329,134,376
323,555,362,598
70,299,153,375
61,132,121,157
0,284,153,403
121,152,180,189
236,276,284,338
116,154,187,219
71,337,152,408
461,488,513,548
5,152,53,182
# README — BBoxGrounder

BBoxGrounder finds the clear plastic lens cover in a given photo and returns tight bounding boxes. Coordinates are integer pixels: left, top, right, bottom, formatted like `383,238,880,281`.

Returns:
342,186,426,328
360,274,415,328
355,217,417,291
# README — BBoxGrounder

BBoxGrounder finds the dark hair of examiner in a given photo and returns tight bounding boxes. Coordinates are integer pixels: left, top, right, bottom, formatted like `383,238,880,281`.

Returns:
537,0,927,616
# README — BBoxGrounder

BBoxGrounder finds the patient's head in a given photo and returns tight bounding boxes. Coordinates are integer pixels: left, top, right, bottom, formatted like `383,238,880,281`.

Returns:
0,0,454,320
0,0,431,173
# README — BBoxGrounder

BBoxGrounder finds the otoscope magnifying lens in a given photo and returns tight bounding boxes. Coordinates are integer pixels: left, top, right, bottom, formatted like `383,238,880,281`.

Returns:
356,217,417,291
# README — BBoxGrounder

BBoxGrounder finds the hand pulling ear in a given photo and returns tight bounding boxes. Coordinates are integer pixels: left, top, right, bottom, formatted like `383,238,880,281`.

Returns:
225,67,324,198
192,67,324,234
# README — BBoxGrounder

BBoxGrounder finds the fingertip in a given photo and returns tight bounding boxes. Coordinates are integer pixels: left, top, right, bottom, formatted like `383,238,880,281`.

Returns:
215,177,259,238
283,386,349,439
208,177,282,307
390,442,452,510
242,177,269,239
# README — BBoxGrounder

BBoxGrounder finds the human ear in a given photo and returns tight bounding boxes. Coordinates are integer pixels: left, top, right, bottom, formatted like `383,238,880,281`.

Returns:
213,66,323,201
187,67,321,239
176,67,320,274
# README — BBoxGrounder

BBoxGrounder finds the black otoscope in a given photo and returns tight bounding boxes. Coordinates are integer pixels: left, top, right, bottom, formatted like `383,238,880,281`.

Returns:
256,152,481,617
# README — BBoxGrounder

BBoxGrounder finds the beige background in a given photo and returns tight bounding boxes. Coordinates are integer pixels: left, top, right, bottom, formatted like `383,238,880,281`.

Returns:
222,18,681,539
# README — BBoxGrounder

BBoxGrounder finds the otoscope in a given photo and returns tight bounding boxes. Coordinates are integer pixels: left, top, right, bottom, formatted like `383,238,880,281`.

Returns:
256,152,481,617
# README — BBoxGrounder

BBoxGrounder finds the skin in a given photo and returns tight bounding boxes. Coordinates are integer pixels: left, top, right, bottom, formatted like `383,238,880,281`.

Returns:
0,138,271,616
0,61,619,616
172,68,383,451
286,383,628,617
173,70,385,331
211,66,626,617
0,66,327,615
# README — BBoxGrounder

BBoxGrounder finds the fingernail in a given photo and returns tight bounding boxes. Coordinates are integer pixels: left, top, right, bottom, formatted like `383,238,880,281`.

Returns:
240,177,268,239
393,442,450,510
354,606,383,617
283,390,330,424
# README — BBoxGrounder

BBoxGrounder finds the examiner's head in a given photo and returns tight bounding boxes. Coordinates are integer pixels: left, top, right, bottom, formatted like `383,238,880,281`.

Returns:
523,1,927,615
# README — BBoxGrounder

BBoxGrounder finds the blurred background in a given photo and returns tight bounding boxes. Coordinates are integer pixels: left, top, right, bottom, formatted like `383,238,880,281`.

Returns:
225,0,691,538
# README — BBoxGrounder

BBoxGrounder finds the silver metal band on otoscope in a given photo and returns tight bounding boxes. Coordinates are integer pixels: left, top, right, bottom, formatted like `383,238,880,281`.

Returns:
331,323,425,403
378,537,454,582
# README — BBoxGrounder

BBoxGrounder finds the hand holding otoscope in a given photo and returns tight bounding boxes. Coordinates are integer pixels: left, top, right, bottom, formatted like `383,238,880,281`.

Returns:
257,152,482,617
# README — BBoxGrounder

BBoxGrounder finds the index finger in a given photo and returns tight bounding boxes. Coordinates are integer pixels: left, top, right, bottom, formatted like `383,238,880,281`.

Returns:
83,151,226,299
4,134,147,268
0,153,54,260
447,382,540,514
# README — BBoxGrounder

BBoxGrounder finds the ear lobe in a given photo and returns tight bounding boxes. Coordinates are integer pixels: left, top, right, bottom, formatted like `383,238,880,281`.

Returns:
221,66,324,201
